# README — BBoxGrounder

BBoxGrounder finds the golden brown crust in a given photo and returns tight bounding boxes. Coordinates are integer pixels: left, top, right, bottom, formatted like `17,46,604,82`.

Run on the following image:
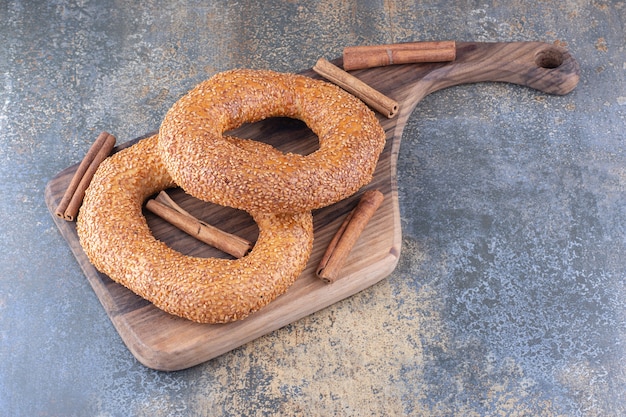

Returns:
158,69,386,214
76,135,314,323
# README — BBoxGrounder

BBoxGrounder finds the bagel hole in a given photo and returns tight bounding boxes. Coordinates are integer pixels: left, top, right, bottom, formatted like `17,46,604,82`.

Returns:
226,117,320,155
145,187,259,259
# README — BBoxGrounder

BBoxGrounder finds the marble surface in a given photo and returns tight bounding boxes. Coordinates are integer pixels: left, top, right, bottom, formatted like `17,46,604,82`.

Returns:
1,1,625,416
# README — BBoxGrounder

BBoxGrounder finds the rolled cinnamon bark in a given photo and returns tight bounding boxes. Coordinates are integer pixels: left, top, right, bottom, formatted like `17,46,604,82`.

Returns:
343,40,456,70
56,131,116,221
313,58,398,118
146,191,252,258
316,189,384,283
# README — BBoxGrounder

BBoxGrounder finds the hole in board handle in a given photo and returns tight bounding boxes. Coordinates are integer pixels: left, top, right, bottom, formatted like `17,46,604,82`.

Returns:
535,47,565,69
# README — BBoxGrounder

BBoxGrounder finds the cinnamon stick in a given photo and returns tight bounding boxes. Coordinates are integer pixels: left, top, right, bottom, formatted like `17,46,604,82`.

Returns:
316,189,384,283
343,40,456,71
313,57,399,118
55,131,116,221
146,191,252,258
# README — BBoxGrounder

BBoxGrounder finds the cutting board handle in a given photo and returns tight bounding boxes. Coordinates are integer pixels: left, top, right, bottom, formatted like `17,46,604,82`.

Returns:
404,41,580,112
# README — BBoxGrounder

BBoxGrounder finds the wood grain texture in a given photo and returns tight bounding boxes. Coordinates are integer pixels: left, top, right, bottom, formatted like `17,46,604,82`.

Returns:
44,42,579,371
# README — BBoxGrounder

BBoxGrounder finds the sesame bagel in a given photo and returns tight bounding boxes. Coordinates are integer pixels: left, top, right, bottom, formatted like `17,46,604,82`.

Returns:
76,134,314,323
158,69,386,213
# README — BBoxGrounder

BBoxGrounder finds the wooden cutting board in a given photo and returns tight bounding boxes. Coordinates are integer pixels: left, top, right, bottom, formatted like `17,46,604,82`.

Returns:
45,42,579,371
